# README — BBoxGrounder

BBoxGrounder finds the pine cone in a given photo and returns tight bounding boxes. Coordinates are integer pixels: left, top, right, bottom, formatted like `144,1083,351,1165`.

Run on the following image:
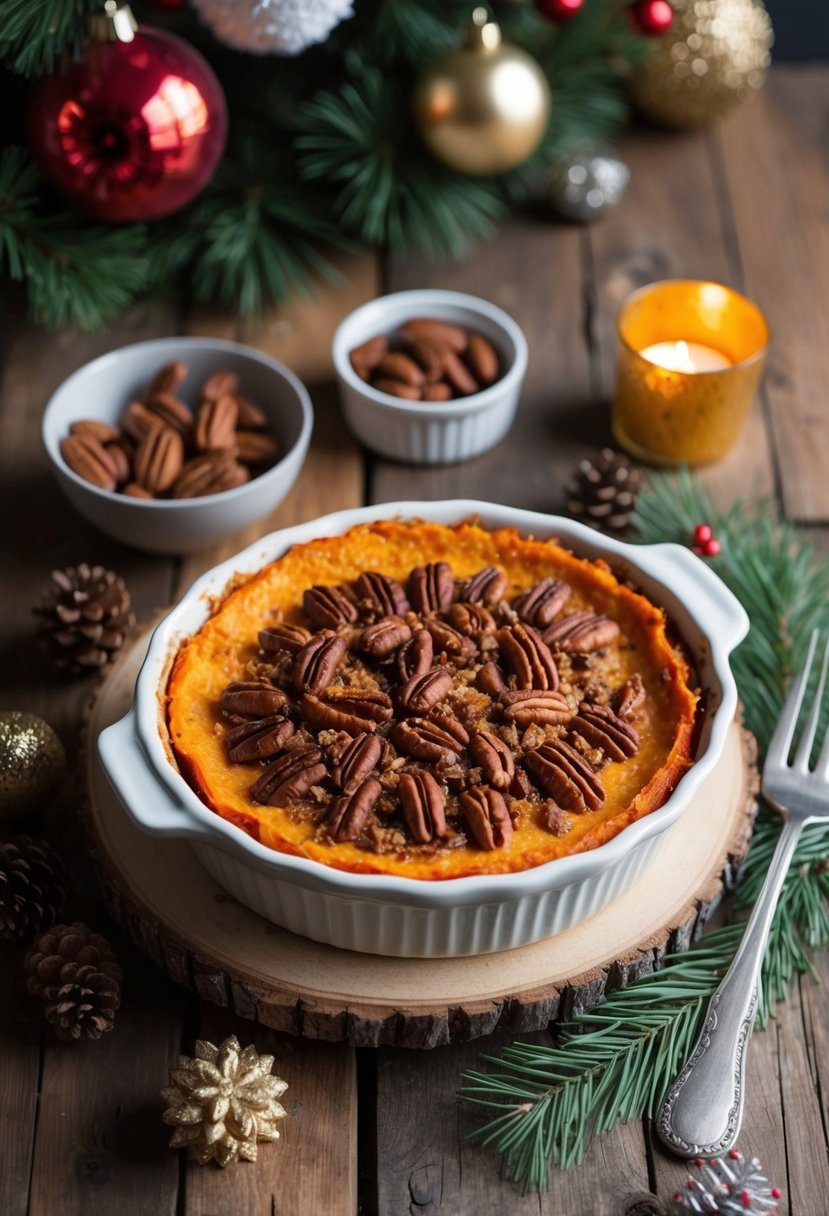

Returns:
24,922,122,1041
566,448,644,534
33,564,135,675
0,835,65,942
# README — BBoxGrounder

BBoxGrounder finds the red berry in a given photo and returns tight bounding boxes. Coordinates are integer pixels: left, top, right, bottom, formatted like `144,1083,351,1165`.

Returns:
728,1150,742,1160
535,0,585,20
703,538,722,557
693,523,713,544
631,0,673,36
772,1187,782,1198
691,545,704,557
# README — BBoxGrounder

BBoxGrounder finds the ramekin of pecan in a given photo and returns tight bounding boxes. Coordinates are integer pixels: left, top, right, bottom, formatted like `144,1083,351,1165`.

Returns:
42,338,312,554
332,290,528,464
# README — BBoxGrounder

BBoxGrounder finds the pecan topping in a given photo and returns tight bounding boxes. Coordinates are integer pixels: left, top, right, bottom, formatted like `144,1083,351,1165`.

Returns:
514,578,572,627
396,630,433,682
469,730,515,789
392,716,468,765
398,771,447,844
145,391,193,436
614,674,646,721
524,740,605,812
423,617,477,664
460,786,513,851
293,631,347,695
458,566,509,606
303,584,358,630
543,612,620,653
570,703,639,762
258,622,312,656
133,426,184,494
225,715,295,762
497,623,559,691
171,451,249,498
250,744,326,805
359,616,412,659
195,394,238,451
354,571,410,617
476,661,507,697
501,689,571,728
326,777,382,843
301,688,393,735
408,562,454,614
220,681,287,718
397,668,453,715
60,433,119,492
330,732,383,793
544,804,571,836
446,602,496,638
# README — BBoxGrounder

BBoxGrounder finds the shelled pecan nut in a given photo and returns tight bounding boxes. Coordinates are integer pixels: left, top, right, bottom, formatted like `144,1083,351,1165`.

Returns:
405,338,446,383
148,361,188,396
476,661,507,697
399,318,468,353
60,433,118,491
171,451,248,498
392,716,468,765
123,482,153,499
465,334,500,386
373,378,422,400
104,440,131,483
614,673,646,720
219,681,287,718
354,571,410,618
250,745,327,805
469,730,515,789
501,689,572,728
446,602,496,638
293,631,347,695
258,622,312,656
359,616,412,659
422,383,452,402
395,630,433,682
397,668,453,715
398,770,447,844
134,426,184,494
235,431,280,465
195,394,238,452
303,584,359,630
543,612,620,653
458,566,509,606
330,732,383,793
514,577,572,627
442,349,479,396
423,617,477,664
326,777,382,843
497,623,559,691
301,688,393,735
349,335,388,380
145,391,193,436
235,395,268,430
225,714,295,762
460,785,513,850
69,419,120,444
122,400,167,444
570,703,639,762
524,740,605,812
408,562,454,614
200,369,238,401
374,351,425,387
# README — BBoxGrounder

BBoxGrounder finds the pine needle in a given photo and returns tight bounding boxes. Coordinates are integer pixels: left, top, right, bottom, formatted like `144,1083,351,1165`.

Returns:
0,0,95,76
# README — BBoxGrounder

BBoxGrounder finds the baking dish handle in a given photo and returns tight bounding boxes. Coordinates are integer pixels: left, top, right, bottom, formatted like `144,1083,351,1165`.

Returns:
638,542,749,654
97,711,204,839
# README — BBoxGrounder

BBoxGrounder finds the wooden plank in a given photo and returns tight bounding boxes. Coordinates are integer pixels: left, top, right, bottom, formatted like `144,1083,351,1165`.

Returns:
718,66,829,521
0,952,42,1216
183,1005,357,1216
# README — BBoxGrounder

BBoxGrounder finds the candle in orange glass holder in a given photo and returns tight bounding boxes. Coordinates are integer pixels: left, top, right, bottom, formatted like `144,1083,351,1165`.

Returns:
612,280,769,466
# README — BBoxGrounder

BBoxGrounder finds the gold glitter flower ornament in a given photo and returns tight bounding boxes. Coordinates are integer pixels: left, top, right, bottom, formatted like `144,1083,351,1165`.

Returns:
161,1035,288,1167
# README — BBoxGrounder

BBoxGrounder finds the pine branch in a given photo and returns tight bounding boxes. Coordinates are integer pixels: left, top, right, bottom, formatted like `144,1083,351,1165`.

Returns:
0,0,95,77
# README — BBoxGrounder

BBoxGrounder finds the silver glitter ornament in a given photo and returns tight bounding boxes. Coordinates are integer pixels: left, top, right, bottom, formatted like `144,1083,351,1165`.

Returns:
192,0,354,56
545,151,629,223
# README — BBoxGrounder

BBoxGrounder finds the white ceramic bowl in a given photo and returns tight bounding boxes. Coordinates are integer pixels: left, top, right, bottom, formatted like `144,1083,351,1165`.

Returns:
331,290,528,464
98,501,748,958
42,337,313,555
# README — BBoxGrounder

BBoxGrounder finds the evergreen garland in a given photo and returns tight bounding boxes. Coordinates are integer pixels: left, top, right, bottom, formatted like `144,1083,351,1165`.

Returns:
458,470,829,1192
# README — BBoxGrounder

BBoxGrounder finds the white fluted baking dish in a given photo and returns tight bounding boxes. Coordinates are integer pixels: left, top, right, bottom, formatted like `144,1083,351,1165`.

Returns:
98,501,748,957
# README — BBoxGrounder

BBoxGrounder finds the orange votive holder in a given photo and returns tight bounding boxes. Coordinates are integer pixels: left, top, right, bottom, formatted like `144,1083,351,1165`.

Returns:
612,280,769,466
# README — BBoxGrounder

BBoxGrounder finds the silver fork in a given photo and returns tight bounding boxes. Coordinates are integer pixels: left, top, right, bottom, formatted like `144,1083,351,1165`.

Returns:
657,629,829,1157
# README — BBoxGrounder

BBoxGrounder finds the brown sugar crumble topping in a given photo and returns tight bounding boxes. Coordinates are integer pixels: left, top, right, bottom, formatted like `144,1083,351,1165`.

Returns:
215,562,647,858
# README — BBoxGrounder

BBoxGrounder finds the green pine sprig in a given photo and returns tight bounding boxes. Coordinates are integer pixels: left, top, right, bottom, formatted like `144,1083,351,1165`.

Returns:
0,0,95,77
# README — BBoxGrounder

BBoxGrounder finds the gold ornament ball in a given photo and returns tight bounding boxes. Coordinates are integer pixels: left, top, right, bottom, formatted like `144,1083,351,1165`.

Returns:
630,0,773,130
413,11,551,176
0,711,66,820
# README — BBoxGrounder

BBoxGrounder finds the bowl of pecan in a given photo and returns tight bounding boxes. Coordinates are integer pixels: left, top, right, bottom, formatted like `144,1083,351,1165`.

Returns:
332,289,528,464
42,338,313,554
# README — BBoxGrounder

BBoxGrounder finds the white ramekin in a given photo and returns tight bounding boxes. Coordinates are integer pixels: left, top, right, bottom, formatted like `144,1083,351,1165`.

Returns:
331,290,528,464
97,501,748,958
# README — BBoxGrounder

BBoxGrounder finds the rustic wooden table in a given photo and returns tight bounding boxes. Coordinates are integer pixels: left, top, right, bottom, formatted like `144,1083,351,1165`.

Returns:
2,66,828,1216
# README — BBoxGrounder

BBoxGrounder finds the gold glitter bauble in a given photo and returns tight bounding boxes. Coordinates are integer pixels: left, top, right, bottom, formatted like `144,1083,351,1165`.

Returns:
630,0,773,130
412,9,551,176
0,712,66,821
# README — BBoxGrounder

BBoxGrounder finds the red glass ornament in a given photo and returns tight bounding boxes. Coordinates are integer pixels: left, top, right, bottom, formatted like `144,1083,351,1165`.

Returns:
535,0,585,22
28,25,227,222
631,0,673,36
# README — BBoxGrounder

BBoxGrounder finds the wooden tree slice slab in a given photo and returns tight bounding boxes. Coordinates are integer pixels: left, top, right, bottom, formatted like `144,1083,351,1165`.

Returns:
83,629,758,1049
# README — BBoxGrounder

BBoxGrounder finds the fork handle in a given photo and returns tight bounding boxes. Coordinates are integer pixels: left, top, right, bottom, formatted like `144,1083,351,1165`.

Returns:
656,815,802,1157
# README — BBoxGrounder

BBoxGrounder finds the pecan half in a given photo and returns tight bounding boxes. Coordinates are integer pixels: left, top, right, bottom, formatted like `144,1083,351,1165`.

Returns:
326,777,382,843
501,689,571,728
225,714,295,762
460,785,513,850
395,630,433,682
497,623,559,691
544,804,571,836
354,571,410,618
171,451,249,498
398,317,467,351
70,419,120,444
405,338,446,383
469,730,515,789
422,382,452,402
446,602,496,638
349,336,388,381
148,360,188,396
397,668,453,715
134,426,184,494
476,661,507,697
398,770,447,844
465,335,500,386
392,716,468,765
524,740,605,812
122,400,166,444
236,431,280,465
302,688,393,735
250,745,327,805
459,566,509,606
513,578,572,627
195,394,238,452
359,615,412,659
408,562,454,614
442,349,479,396
543,612,620,653
614,674,646,721
423,617,477,664
570,703,639,762
145,391,193,436
219,681,287,718
235,395,268,430
60,433,118,491
373,378,421,400
303,584,358,630
104,440,131,484
200,370,238,401
293,631,347,695
330,732,383,793
258,622,312,656
374,351,425,387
